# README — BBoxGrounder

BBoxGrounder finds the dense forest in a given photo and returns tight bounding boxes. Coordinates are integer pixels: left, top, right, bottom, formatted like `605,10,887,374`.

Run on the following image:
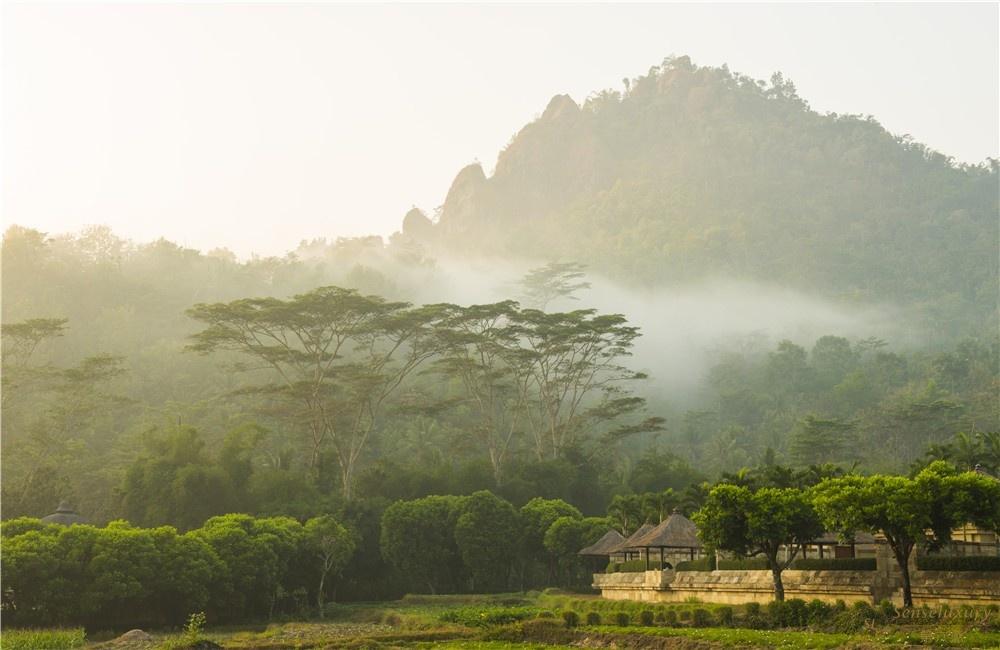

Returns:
1,56,997,605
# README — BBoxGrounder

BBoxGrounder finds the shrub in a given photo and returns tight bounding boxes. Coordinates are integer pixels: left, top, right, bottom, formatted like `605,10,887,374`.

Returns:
716,606,735,626
653,611,666,624
692,608,713,627
638,609,654,626
585,611,601,625
830,601,880,633
536,610,555,619
792,558,876,571
614,612,630,626
878,599,897,619
679,609,691,622
663,609,678,626
513,619,577,645
562,611,580,628
767,600,788,627
833,599,847,613
852,600,878,619
806,599,832,625
785,599,808,627
743,601,766,629
916,555,1000,571
184,612,207,642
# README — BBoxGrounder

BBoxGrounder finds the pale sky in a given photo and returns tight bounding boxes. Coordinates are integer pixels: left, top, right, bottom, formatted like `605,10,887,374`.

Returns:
3,2,998,258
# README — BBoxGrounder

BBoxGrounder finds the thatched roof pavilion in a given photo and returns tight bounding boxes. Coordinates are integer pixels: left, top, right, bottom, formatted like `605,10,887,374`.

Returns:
608,522,656,560
40,500,86,526
578,529,626,557
626,509,703,568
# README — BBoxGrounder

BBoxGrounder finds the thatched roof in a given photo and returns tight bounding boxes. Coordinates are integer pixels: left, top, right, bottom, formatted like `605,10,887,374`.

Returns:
609,522,656,553
627,510,702,549
578,529,626,556
40,500,86,526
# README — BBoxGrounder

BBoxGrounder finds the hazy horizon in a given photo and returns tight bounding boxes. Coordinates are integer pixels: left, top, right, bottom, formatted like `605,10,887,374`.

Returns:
4,2,998,257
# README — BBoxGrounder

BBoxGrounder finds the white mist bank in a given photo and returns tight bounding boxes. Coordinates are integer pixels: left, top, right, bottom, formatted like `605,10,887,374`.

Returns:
392,256,904,403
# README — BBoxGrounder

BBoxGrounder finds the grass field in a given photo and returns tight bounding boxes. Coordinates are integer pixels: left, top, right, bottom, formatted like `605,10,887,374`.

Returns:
3,593,999,649
1,629,87,650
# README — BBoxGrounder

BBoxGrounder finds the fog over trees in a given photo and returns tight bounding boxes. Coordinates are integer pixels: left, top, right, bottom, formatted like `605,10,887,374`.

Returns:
2,59,997,598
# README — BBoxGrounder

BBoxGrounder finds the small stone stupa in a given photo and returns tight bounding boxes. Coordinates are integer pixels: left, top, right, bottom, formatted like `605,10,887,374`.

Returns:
40,500,86,525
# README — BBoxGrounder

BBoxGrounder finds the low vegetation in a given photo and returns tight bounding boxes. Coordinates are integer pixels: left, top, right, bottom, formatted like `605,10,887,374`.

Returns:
1,629,86,650
3,593,998,649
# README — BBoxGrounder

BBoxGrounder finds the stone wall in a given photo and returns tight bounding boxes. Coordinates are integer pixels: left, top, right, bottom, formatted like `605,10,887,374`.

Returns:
594,568,1000,606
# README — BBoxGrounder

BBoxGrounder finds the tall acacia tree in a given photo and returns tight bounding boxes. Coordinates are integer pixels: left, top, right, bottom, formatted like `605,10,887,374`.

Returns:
432,301,531,484
514,308,655,460
519,261,591,311
186,286,444,499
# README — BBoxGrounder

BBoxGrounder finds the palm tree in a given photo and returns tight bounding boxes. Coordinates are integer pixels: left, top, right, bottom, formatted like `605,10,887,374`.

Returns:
951,431,983,470
975,431,1000,473
641,489,677,523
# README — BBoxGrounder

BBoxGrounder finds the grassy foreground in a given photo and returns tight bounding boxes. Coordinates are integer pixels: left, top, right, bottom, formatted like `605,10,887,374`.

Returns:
3,592,999,649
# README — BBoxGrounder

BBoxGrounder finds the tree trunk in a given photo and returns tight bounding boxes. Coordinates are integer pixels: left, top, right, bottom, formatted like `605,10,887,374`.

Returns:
899,561,913,608
893,544,914,608
770,563,785,601
317,572,326,618
341,463,354,501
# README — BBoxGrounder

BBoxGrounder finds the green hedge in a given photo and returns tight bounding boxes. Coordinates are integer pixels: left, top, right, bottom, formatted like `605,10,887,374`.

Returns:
792,558,876,571
675,557,714,571
674,557,772,571
718,558,770,570
606,559,662,573
916,555,1000,571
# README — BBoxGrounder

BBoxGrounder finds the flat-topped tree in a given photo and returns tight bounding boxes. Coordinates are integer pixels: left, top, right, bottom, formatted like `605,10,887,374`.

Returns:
512,308,655,460
519,261,591,311
432,301,528,485
812,474,931,607
694,485,822,601
186,286,445,500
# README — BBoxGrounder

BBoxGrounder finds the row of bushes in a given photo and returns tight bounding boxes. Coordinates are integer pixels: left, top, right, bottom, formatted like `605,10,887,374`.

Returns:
916,555,1000,571
605,559,653,573
1,513,353,628
501,599,906,634
611,556,877,572
791,558,877,571
542,599,996,634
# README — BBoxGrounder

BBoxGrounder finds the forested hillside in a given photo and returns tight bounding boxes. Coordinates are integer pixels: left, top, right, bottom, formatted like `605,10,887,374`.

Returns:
2,56,997,574
405,56,998,338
